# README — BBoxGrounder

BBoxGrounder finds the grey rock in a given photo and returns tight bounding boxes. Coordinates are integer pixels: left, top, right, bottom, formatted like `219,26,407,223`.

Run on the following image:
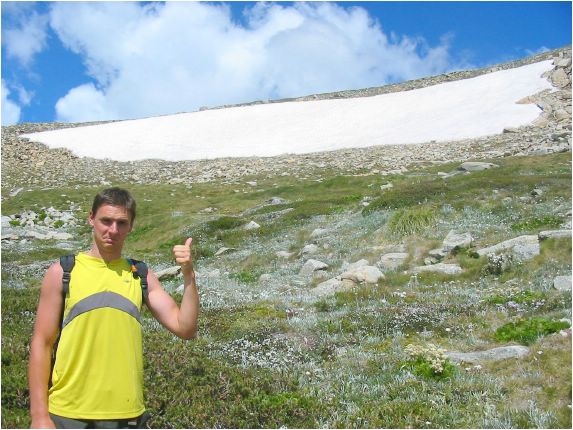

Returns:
553,275,572,291
244,221,261,230
476,235,540,262
301,244,320,256
299,259,329,276
310,228,329,239
214,247,236,256
538,230,571,240
446,346,530,364
342,259,369,272
378,252,409,270
442,230,473,252
459,162,499,172
411,263,464,275
310,278,356,298
155,266,181,279
341,266,384,284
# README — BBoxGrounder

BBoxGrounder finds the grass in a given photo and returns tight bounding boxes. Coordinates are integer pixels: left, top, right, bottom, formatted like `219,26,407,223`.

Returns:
1,152,571,428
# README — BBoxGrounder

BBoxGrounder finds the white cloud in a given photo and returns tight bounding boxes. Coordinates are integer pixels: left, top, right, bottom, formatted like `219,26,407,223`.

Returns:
1,80,21,125
2,9,49,67
49,1,460,122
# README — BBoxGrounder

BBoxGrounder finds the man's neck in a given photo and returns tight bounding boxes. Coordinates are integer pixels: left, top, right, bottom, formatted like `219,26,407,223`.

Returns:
87,244,122,263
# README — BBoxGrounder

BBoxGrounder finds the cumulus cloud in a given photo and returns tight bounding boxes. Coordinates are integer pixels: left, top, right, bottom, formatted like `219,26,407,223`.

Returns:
2,80,21,125
1,8,49,67
48,1,459,122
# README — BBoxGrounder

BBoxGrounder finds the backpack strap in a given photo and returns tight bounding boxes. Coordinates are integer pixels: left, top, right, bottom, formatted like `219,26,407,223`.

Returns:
51,255,75,388
59,255,75,299
128,258,149,301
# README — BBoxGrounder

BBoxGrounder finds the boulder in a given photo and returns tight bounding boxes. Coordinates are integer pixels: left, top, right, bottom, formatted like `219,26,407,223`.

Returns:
310,228,329,239
342,259,369,272
442,230,473,252
299,259,329,276
244,221,261,230
553,275,572,291
458,162,499,172
538,230,571,240
155,265,181,280
378,252,409,270
476,235,540,262
446,346,530,364
301,244,320,256
411,263,464,275
215,247,236,256
310,278,356,298
341,266,384,284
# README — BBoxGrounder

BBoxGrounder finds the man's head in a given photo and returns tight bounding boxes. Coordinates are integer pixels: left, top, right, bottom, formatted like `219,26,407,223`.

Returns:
91,187,136,225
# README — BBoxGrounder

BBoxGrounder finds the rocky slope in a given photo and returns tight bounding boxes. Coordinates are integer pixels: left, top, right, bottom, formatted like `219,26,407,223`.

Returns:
1,47,571,194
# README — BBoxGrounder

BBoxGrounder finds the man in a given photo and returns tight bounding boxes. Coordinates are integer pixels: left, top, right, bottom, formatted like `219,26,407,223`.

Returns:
28,187,199,428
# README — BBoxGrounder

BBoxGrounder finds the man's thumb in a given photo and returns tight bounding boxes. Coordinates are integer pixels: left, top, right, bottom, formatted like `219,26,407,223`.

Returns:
185,237,193,248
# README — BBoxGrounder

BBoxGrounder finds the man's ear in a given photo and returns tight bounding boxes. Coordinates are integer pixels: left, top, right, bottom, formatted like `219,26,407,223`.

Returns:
88,211,95,227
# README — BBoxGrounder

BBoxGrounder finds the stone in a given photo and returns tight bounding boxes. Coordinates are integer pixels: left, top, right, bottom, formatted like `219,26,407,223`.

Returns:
538,230,571,240
476,235,540,262
553,275,572,291
244,221,261,230
446,346,530,364
380,182,393,191
458,162,499,172
301,244,320,256
215,247,236,256
155,266,181,280
310,228,329,239
299,259,329,276
378,252,409,270
442,230,473,252
276,251,295,259
267,197,288,205
341,266,384,284
531,188,544,197
411,263,464,275
551,68,570,88
342,259,369,272
310,278,356,298
46,232,73,240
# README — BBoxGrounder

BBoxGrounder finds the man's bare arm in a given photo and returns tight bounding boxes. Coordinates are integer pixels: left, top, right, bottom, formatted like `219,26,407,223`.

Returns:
28,263,64,429
146,238,199,340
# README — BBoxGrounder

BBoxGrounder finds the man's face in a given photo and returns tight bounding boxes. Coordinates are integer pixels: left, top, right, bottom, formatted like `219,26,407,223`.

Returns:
88,204,133,253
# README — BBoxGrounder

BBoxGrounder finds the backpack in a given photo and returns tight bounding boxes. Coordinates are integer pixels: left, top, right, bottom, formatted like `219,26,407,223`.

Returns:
50,255,149,386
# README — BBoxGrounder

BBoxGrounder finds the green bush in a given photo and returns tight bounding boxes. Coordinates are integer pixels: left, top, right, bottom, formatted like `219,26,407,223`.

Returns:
494,317,571,345
9,219,20,226
53,220,65,229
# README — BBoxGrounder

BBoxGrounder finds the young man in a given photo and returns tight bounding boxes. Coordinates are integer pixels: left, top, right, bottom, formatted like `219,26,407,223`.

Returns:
28,187,199,429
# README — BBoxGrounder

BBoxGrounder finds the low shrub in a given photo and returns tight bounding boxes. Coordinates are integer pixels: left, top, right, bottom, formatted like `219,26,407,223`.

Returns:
494,317,570,345
510,215,562,232
404,343,456,379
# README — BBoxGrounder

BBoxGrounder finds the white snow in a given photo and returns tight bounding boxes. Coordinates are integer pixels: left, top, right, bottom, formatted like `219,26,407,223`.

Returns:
21,60,555,162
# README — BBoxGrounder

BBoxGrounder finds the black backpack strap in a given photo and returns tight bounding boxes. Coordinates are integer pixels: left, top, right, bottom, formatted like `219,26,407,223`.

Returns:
51,255,75,387
128,258,149,301
59,255,75,299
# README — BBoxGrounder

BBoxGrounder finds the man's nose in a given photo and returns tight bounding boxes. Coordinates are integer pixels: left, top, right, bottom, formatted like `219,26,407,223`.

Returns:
109,222,119,233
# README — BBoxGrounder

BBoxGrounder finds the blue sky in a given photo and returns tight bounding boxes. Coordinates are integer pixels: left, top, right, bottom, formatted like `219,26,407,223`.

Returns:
1,1,571,125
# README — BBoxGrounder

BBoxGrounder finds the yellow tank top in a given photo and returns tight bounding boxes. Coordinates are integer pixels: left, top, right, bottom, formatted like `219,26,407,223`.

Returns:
48,253,145,419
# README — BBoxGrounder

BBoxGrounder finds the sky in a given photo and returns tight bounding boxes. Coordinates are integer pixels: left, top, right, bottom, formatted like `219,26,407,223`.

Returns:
21,60,554,161
1,1,571,125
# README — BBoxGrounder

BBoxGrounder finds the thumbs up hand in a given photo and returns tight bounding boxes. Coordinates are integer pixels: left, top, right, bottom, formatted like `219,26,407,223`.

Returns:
173,237,194,277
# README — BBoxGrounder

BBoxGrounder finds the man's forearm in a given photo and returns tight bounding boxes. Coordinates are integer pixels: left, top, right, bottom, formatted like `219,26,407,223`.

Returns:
28,339,54,426
178,271,199,339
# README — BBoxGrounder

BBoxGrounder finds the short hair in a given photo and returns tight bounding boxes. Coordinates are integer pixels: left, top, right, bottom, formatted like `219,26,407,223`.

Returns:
91,187,136,223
